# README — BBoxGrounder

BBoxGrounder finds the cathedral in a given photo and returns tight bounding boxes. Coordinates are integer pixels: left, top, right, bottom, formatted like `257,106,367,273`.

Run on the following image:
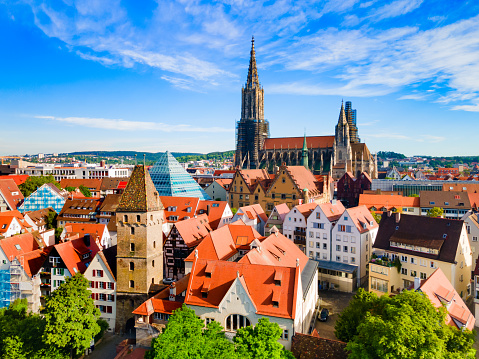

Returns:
234,38,377,180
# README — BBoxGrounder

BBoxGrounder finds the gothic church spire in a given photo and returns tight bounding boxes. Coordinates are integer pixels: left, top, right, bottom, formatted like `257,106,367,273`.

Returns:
246,36,259,88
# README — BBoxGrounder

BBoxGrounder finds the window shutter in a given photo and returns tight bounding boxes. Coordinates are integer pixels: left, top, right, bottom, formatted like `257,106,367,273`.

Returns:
91,293,95,300
111,283,115,290
95,281,98,288
111,295,115,301
103,282,106,289
100,270,103,277
107,306,112,314
96,293,99,300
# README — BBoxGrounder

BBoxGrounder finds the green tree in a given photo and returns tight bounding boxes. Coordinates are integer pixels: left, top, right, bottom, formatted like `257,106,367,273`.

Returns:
231,207,238,215
147,304,235,359
427,207,444,218
94,319,110,342
18,175,61,197
370,211,381,224
234,317,294,359
42,274,100,358
336,289,476,359
45,211,57,230
64,186,76,193
78,185,91,197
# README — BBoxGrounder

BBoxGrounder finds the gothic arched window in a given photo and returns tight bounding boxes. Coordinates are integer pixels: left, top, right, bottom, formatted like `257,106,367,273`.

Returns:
225,314,251,331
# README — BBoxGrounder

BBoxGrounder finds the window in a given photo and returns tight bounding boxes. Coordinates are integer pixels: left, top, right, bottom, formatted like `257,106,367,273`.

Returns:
316,212,321,219
309,241,314,247
130,243,135,251
95,270,103,277
430,261,436,268
323,233,327,239
130,227,135,235
107,282,114,290
343,256,348,263
336,256,341,262
410,270,417,277
225,315,251,332
129,262,134,271
129,280,134,288
410,258,416,264
309,251,313,258
124,215,128,222
401,255,408,262
281,194,286,200
420,272,427,280
420,259,426,266
371,277,388,292
473,237,478,242
152,260,155,267
323,243,327,250
282,330,289,340
350,247,356,254
282,177,286,183
401,268,407,275
136,215,141,222
351,257,356,263
351,236,356,243
309,232,314,238
271,193,275,199
343,246,348,252
99,293,106,301
336,245,341,251
205,318,215,325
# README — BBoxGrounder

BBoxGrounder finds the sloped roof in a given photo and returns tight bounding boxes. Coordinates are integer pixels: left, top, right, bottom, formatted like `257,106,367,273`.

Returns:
350,142,371,159
161,196,200,222
58,198,101,218
213,178,232,190
374,213,463,264
468,193,479,210
67,223,107,239
419,191,471,209
60,179,102,191
0,232,39,261
345,205,378,234
0,175,29,186
117,165,162,212
442,183,479,193
237,204,268,223
172,214,211,247
293,203,318,219
185,259,298,319
0,179,24,210
240,232,309,269
285,166,322,197
100,177,129,191
358,194,420,211
184,224,262,262
18,247,51,278
237,169,270,191
0,216,16,234
263,136,335,150
419,268,474,331
54,237,101,275
269,203,290,222
24,207,55,227
99,194,122,212
196,200,229,230
317,201,346,221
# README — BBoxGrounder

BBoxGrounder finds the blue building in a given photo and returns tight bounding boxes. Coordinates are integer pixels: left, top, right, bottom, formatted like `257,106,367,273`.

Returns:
18,183,68,214
149,151,211,200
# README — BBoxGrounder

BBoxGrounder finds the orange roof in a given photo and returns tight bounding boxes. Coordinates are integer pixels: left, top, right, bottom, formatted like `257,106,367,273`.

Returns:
239,232,309,269
54,237,101,275
442,183,479,192
358,194,420,212
60,179,102,191
172,214,211,247
0,232,39,261
419,268,474,331
236,204,268,223
294,203,318,219
237,169,271,191
213,178,233,189
18,247,51,278
345,205,379,234
160,196,200,222
197,200,229,230
67,223,107,240
185,224,262,262
0,175,29,186
284,166,322,197
0,179,24,210
263,136,334,150
0,216,16,234
317,201,346,221
468,193,479,210
185,259,299,319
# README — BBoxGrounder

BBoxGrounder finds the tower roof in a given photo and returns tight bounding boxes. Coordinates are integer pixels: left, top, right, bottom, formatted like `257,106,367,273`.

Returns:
149,152,211,200
338,101,348,125
246,36,259,89
117,165,162,212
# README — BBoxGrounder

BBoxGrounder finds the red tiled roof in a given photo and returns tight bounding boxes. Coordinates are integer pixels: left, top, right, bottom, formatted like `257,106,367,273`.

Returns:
172,214,211,247
18,247,51,278
197,200,229,230
185,259,299,319
0,179,24,210
358,194,420,212
0,175,29,186
160,196,200,223
237,204,268,223
419,268,474,331
0,232,39,260
284,166,323,197
239,232,309,269
237,169,271,191
345,205,379,234
294,203,318,219
54,237,101,275
317,201,346,221
263,136,335,150
270,203,290,222
60,179,101,191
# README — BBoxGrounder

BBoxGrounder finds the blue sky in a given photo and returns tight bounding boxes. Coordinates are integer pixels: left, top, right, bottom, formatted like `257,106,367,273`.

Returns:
1,0,478,157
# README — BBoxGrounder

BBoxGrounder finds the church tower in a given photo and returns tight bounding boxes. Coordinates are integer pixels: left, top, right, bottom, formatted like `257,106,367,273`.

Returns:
345,101,360,143
235,37,269,169
334,101,352,174
301,133,309,169
115,165,164,332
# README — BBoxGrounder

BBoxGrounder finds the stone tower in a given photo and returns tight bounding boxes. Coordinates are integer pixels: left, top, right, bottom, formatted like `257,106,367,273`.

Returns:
235,36,270,169
334,101,351,171
301,133,309,169
115,164,164,332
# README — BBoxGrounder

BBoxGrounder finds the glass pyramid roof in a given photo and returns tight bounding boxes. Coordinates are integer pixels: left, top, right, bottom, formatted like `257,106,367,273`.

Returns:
149,151,211,200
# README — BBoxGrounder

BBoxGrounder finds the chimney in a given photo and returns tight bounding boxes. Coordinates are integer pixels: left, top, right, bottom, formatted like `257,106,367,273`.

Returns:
84,234,90,246
206,205,210,215
395,212,401,223
169,282,176,301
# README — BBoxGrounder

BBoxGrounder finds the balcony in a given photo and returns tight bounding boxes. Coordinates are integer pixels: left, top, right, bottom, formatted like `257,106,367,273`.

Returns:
294,238,306,246
293,230,306,237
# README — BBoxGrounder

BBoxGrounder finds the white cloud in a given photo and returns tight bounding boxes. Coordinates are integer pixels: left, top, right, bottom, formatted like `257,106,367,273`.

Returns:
398,93,429,100
37,115,233,133
370,0,423,21
451,104,479,112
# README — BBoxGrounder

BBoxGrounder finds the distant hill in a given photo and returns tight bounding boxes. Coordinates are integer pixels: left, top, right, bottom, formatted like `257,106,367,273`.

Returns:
64,150,235,163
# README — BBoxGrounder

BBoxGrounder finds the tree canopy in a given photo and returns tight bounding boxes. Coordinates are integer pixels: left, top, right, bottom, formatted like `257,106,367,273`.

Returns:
18,175,61,197
42,274,100,358
370,211,381,224
427,207,444,218
335,289,476,359
78,185,92,197
147,305,294,359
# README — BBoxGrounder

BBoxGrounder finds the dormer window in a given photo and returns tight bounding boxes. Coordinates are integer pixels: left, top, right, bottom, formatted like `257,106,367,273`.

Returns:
274,280,281,286
272,301,279,308
444,202,449,206
443,234,447,239
429,201,435,205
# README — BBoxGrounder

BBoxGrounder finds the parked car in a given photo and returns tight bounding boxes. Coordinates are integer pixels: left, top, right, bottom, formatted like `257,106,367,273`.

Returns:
319,308,329,322
163,277,174,285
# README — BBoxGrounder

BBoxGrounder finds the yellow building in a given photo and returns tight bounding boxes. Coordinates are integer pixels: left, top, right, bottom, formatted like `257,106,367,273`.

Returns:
228,165,329,216
369,213,472,299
